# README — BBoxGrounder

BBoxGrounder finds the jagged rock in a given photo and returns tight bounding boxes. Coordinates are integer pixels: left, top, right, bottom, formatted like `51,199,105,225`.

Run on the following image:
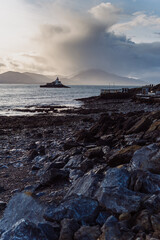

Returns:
127,116,152,134
96,168,141,214
85,147,104,159
107,145,141,167
64,155,83,170
66,169,102,198
100,167,130,189
97,186,141,214
44,195,99,224
0,193,46,232
59,218,80,240
130,144,160,174
0,219,46,240
74,225,101,240
38,222,60,240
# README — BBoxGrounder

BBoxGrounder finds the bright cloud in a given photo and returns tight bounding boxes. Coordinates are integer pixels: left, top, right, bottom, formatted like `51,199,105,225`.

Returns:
0,0,160,83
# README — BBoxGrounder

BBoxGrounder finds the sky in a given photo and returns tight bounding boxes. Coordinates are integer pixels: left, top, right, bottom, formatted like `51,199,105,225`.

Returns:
1,0,160,82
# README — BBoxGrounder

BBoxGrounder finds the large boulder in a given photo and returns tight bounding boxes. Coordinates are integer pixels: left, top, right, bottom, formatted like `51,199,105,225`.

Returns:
97,186,141,214
130,144,160,174
0,219,46,240
0,193,46,232
44,195,99,224
96,168,141,214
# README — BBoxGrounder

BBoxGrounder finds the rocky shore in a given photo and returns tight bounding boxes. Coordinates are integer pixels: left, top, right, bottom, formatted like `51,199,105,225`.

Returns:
0,96,160,239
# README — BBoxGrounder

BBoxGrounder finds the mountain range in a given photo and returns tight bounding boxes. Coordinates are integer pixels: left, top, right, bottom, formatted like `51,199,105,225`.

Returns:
0,69,145,86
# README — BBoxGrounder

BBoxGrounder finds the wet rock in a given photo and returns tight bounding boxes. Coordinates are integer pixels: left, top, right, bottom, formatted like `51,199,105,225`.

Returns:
107,145,141,167
59,218,80,240
130,144,160,174
85,147,104,159
74,225,101,240
44,195,99,224
0,193,46,232
38,222,60,240
0,219,46,240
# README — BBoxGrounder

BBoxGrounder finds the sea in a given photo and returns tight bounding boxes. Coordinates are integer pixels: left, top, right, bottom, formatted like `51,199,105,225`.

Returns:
0,84,138,116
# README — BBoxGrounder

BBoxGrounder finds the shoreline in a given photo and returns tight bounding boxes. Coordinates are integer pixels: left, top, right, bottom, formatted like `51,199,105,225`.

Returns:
0,95,160,238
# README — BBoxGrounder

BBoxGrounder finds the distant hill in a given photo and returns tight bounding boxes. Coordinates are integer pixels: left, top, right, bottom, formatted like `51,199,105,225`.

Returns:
0,71,51,84
60,69,145,86
0,69,145,85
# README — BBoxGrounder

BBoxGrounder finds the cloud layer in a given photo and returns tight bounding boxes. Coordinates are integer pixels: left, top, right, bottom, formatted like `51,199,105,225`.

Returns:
1,0,160,83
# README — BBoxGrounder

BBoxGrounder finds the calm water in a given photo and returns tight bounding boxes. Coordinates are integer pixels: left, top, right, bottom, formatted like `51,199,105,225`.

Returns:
0,84,137,116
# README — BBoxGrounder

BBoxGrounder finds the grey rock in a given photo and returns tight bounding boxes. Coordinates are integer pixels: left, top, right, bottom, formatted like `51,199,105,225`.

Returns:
44,195,99,224
66,169,102,198
0,193,46,232
0,219,47,240
97,186,141,214
100,167,130,189
130,144,160,174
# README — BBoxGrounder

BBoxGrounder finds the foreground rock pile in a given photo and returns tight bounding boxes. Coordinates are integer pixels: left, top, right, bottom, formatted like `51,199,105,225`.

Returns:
0,99,160,239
